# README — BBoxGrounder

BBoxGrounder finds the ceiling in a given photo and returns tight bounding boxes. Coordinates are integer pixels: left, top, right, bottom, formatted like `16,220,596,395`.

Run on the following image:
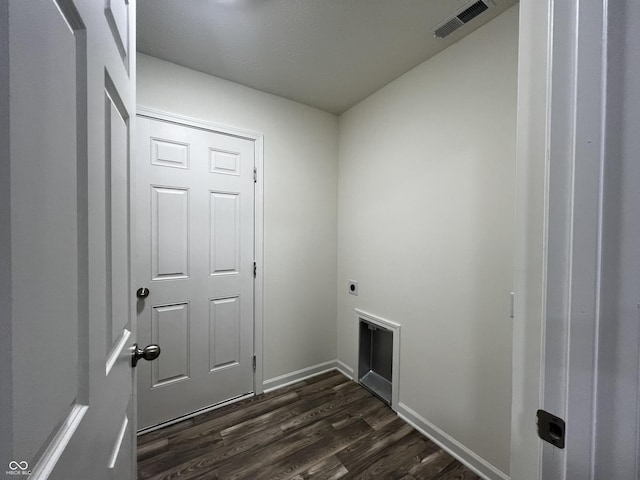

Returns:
137,0,518,115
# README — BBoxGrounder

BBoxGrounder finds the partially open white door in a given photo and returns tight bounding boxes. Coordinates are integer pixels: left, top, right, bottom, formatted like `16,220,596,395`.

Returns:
5,1,138,478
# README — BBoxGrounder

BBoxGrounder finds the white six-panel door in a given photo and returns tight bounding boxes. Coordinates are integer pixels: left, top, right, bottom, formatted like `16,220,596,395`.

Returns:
136,115,256,430
8,0,137,478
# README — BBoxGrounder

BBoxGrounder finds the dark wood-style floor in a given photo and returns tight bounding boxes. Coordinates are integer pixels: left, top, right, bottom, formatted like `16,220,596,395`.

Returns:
137,370,481,480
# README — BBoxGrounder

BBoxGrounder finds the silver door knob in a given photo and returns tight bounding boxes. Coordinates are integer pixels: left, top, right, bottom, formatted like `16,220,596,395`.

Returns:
132,343,161,367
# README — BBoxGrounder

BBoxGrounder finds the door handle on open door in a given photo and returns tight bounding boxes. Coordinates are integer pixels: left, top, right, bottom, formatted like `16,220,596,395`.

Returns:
132,343,161,367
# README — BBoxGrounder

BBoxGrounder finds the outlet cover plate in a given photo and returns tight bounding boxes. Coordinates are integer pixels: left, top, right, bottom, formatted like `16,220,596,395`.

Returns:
348,280,359,296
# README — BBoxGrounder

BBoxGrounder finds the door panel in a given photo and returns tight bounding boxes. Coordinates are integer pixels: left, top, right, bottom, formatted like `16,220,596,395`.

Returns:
106,85,132,357
151,186,190,279
10,1,84,462
136,116,255,429
151,139,189,169
210,192,241,274
152,303,190,386
8,0,137,478
105,0,130,65
210,296,241,370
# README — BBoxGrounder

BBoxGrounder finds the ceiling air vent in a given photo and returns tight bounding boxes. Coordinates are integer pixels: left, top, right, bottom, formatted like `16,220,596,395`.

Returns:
432,0,494,39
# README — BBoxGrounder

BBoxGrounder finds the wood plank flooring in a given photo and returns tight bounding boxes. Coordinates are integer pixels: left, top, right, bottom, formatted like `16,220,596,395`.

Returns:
137,370,482,480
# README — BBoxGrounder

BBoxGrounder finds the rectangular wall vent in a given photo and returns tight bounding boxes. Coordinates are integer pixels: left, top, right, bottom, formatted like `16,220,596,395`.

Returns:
432,0,494,39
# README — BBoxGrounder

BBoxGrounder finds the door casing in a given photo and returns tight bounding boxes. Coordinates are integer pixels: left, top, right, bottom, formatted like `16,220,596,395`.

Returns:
512,0,640,478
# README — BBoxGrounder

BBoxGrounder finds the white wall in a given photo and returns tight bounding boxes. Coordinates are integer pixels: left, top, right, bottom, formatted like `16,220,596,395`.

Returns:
337,6,518,476
137,54,339,383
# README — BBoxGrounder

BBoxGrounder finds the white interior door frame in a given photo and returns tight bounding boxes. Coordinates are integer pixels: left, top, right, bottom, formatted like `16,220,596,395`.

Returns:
541,1,640,478
541,0,607,477
512,0,591,477
512,0,638,479
135,107,265,395
510,0,552,476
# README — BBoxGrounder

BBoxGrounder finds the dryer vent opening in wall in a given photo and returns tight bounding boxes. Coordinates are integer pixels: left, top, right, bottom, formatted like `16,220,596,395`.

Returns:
432,0,494,39
356,309,401,410
359,320,393,404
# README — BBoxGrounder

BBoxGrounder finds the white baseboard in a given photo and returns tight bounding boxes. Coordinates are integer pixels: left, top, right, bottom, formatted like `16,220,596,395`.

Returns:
262,360,345,393
335,360,354,380
396,402,510,480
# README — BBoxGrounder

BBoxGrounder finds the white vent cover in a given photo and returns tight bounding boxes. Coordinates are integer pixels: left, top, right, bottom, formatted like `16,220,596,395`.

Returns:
432,0,495,39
